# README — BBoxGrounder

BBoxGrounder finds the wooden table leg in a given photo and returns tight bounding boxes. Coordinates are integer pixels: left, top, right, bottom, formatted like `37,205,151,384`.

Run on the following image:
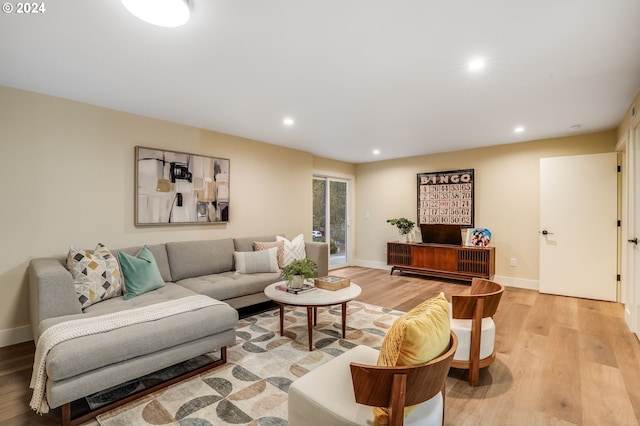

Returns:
313,307,318,325
341,302,347,337
279,303,284,336
307,307,313,351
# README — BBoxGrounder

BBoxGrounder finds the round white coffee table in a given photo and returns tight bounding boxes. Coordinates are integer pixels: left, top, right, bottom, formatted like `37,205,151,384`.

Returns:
264,281,362,351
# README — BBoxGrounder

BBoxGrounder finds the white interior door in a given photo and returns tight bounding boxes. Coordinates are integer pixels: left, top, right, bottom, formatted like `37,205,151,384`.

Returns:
540,153,618,301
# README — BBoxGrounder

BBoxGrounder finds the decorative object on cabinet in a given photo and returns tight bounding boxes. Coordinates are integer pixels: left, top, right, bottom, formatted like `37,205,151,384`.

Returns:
465,228,492,247
135,146,229,225
417,169,474,228
386,217,415,242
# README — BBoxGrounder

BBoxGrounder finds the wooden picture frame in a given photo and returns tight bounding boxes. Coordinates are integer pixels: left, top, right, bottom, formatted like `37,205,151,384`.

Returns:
417,169,474,227
135,146,230,225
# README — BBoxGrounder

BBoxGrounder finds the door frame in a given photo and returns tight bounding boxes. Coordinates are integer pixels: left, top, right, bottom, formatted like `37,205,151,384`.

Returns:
313,170,355,270
618,118,640,337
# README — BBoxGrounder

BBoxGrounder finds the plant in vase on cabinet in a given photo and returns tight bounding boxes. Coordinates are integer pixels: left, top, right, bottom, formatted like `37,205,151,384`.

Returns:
280,258,318,289
386,217,415,243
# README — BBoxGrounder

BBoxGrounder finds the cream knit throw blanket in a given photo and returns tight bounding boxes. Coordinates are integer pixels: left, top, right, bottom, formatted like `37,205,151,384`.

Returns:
30,295,220,414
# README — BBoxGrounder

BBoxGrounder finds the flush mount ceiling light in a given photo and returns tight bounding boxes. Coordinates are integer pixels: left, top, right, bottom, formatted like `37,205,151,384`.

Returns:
514,126,525,133
121,0,190,27
283,117,294,126
468,57,486,71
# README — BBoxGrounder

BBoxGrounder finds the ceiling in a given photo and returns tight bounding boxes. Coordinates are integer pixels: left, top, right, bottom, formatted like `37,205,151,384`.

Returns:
1,1,640,163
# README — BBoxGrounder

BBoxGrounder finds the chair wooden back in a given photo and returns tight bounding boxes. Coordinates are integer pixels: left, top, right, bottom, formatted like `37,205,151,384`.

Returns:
349,332,458,426
450,277,504,386
451,278,504,320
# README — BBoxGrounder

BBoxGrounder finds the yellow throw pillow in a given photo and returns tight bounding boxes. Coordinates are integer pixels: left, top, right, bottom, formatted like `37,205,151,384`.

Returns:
373,292,451,425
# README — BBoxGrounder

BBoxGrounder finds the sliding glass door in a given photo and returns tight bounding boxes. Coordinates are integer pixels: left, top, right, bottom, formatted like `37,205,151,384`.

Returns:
313,176,350,268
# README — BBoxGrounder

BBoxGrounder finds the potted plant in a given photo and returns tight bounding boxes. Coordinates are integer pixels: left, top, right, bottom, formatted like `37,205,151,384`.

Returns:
387,217,415,242
280,258,318,288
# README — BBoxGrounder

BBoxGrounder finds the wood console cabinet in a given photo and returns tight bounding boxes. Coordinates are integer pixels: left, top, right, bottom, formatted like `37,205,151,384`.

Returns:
387,242,495,281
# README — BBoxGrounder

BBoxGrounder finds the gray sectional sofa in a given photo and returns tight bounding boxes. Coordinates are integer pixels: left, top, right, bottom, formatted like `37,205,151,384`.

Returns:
29,234,328,424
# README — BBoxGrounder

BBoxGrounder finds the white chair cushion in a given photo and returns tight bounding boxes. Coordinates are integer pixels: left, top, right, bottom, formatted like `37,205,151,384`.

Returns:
288,345,443,426
449,303,495,362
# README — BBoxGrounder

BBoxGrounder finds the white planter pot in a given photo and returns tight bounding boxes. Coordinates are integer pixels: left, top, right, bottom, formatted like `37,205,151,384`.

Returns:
288,275,304,289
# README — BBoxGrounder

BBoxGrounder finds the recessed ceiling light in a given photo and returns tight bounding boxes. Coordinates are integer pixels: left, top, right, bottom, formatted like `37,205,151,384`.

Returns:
468,57,486,71
121,0,190,27
373,149,380,155
514,126,525,133
283,117,294,126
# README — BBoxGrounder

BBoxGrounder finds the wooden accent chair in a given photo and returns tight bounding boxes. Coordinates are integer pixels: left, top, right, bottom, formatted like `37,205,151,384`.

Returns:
288,332,458,426
450,277,504,386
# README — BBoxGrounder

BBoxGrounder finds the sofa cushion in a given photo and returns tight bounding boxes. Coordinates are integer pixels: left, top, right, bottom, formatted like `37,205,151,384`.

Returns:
234,248,279,274
67,243,123,309
233,235,278,252
277,234,306,266
118,246,165,299
177,271,280,302
41,284,238,382
118,244,172,283
166,239,235,281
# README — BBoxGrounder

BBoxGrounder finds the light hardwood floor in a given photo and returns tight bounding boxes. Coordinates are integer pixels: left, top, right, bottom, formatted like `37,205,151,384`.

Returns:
2,267,639,425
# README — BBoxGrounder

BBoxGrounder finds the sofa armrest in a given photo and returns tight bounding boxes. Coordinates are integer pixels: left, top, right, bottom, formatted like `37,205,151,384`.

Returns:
29,257,82,343
304,242,329,277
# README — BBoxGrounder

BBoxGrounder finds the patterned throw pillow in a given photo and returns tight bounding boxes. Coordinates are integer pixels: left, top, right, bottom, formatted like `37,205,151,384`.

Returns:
67,243,123,309
276,234,306,266
253,240,285,268
374,292,451,424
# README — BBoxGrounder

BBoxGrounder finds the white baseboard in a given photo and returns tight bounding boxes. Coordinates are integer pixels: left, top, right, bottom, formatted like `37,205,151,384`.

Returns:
0,325,33,348
353,259,389,270
351,260,540,291
493,275,539,291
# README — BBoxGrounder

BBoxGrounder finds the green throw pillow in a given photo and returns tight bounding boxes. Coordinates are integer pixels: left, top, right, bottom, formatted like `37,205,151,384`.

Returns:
118,245,165,300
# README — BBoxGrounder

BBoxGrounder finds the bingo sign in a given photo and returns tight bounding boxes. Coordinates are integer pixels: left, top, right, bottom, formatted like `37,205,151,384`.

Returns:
417,169,474,227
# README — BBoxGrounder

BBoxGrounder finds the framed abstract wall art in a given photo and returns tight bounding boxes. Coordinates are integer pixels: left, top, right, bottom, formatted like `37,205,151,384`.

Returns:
417,169,474,227
135,146,230,225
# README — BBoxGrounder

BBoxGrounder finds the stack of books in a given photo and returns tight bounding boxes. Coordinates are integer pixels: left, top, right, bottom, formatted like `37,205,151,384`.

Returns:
275,283,317,294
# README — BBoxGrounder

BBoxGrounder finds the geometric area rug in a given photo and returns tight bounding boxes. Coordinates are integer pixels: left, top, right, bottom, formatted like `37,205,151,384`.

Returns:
96,302,403,425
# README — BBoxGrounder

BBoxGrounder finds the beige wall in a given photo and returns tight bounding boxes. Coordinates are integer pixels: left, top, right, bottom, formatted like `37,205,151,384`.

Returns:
0,86,350,343
355,131,618,284
0,84,622,345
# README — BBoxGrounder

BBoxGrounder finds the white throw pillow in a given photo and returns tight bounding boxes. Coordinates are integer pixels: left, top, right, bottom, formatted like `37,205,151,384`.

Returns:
277,234,307,266
234,247,280,274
